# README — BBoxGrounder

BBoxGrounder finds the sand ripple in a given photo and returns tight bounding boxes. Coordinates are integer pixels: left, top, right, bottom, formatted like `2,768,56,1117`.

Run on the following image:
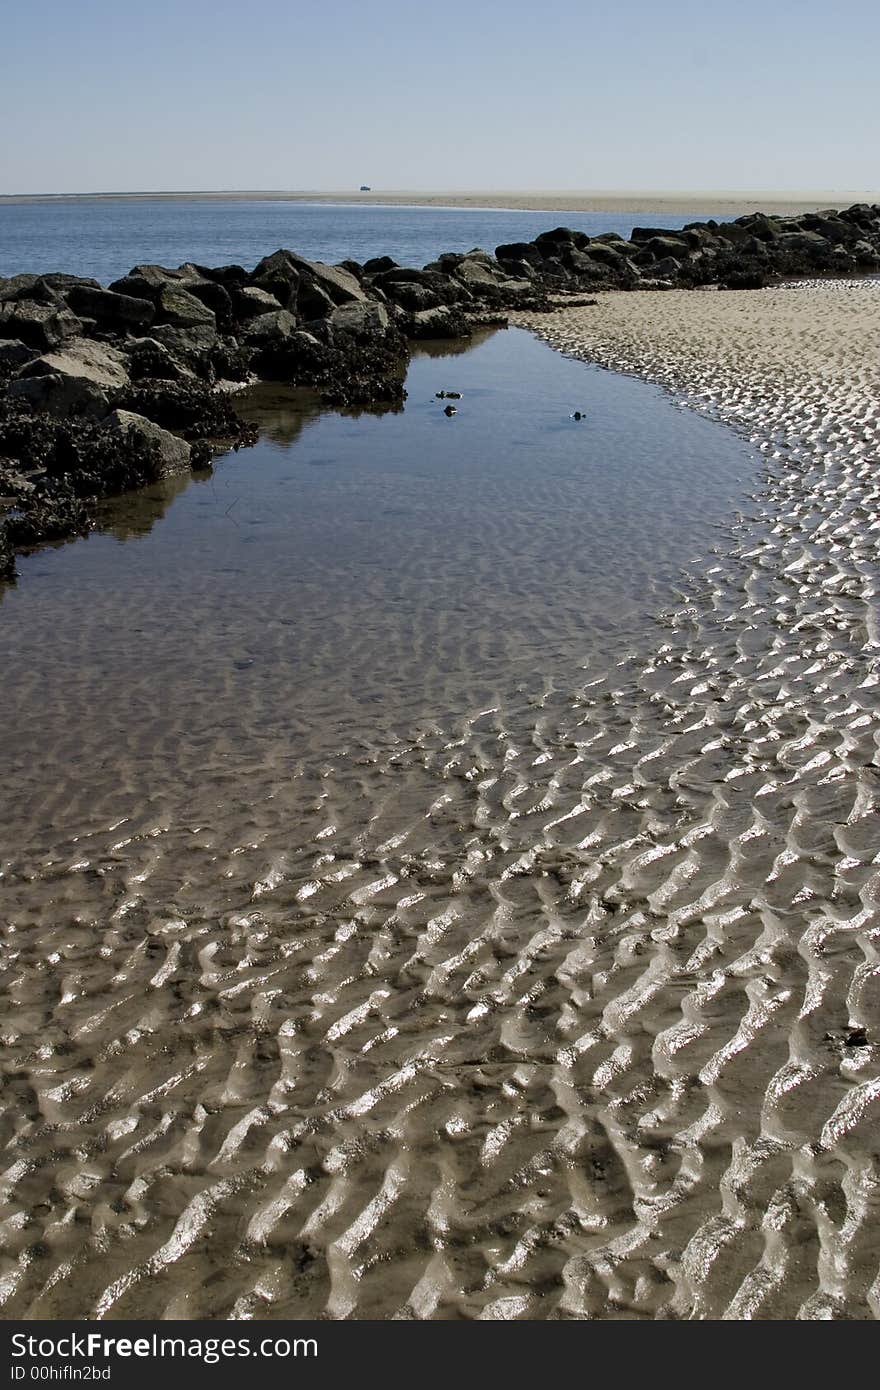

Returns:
2,283,880,1318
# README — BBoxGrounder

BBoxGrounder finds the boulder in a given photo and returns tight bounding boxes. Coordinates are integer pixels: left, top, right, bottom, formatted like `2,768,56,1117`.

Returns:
8,337,129,417
407,306,471,340
297,257,367,305
154,283,216,329
0,273,100,303
232,285,284,320
148,324,219,374
175,278,233,329
0,339,40,371
65,284,155,332
19,337,130,390
495,241,545,270
0,299,82,350
363,255,399,275
124,336,196,382
534,227,591,251
258,252,368,314
249,250,302,311
853,239,880,265
328,301,390,339
103,409,192,477
453,256,507,288
8,372,110,418
636,235,690,261
297,279,336,320
242,309,297,346
189,263,249,286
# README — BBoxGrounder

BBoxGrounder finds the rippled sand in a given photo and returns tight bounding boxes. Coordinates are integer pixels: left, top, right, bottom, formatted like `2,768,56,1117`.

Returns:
2,286,880,1320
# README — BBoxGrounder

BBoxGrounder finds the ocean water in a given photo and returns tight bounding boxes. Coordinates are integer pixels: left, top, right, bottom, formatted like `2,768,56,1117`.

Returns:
0,197,723,283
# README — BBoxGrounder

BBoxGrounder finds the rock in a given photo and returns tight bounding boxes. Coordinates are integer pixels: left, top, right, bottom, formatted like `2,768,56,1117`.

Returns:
0,339,40,371
443,403,456,416
853,239,880,265
190,263,249,286
124,336,196,382
103,409,192,477
0,299,83,350
249,250,301,311
154,283,217,329
8,372,110,418
534,227,591,251
0,273,44,303
297,279,336,320
651,257,683,280
148,323,219,370
232,286,284,320
291,256,367,306
8,337,129,416
0,273,99,303
453,256,506,288
109,264,190,297
328,301,390,339
408,306,471,340
635,235,690,261
495,242,545,266
363,255,399,275
242,309,297,346
178,279,233,330
20,337,130,390
65,284,155,332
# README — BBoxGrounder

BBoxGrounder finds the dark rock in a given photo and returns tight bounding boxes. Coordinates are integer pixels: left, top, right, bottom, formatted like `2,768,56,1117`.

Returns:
178,278,234,331
103,408,192,477
124,336,195,383
363,255,399,275
232,286,284,320
148,323,219,372
65,283,155,332
0,340,40,372
154,283,217,329
190,263,250,286
9,338,129,418
0,299,83,350
408,306,471,340
8,373,110,419
328,301,390,339
242,309,297,346
250,250,301,311
534,227,590,251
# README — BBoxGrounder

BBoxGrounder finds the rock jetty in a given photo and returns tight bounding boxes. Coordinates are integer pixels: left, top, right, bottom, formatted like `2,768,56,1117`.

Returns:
2,203,879,579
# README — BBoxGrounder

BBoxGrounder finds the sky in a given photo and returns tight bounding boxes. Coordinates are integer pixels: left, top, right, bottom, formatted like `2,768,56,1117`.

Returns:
2,0,878,195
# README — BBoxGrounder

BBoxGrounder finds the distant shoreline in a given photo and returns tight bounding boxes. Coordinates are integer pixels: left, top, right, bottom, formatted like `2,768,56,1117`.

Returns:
2,189,879,216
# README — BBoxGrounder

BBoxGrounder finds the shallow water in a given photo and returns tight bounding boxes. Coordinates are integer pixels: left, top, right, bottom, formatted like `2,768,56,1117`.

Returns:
1,328,752,780
0,199,724,284
0,328,767,1320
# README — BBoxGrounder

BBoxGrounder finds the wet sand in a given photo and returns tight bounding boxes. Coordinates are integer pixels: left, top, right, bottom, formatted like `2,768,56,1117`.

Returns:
4,189,878,215
2,288,880,1320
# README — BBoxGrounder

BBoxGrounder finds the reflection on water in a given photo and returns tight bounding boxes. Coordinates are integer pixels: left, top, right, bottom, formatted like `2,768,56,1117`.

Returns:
2,328,755,762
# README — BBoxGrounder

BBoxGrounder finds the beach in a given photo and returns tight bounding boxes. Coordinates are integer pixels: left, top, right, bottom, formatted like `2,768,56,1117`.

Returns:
3,232,880,1316
4,189,880,216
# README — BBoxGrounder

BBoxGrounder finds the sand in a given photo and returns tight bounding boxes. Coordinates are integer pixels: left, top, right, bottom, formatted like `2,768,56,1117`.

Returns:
2,282,880,1320
3,189,879,215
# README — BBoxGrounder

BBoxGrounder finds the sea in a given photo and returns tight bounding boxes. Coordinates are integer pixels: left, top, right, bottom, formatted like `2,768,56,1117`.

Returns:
0,197,723,283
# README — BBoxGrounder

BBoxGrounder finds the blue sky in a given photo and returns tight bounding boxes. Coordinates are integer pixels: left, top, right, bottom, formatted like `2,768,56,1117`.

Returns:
2,0,878,194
